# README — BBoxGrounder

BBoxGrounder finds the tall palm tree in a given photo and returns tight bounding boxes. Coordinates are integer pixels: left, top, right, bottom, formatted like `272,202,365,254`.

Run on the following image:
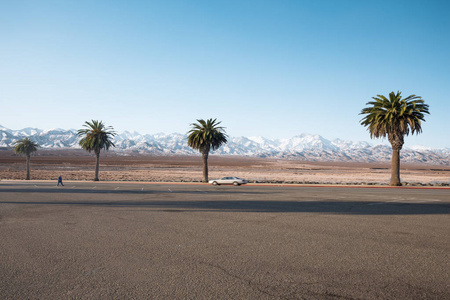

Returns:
360,91,430,186
14,137,39,180
187,118,228,182
77,120,116,181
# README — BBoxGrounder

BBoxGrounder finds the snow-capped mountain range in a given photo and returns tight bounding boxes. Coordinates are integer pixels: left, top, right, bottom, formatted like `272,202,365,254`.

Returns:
1,125,449,165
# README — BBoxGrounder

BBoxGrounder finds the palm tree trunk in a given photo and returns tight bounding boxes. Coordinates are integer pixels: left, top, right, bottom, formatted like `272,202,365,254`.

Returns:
390,149,401,186
94,150,100,181
388,133,404,187
202,150,209,183
26,154,30,180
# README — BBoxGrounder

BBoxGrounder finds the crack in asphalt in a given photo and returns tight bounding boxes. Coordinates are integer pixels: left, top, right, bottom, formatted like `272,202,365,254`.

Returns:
198,260,361,299
197,260,289,299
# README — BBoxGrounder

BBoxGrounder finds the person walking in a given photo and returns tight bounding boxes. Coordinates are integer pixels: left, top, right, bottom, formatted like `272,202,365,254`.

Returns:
57,175,64,186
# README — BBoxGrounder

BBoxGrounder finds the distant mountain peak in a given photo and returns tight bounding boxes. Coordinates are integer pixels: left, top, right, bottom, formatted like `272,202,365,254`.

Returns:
0,126,448,165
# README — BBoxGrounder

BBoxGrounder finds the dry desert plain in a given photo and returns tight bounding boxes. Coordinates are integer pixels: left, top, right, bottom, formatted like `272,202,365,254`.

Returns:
0,149,449,185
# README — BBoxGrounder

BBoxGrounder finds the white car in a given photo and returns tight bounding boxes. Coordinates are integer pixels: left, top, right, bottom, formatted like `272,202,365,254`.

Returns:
209,177,248,186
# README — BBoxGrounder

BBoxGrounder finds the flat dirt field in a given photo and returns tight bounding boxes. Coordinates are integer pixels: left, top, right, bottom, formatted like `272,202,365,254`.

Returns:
0,149,449,185
0,182,449,299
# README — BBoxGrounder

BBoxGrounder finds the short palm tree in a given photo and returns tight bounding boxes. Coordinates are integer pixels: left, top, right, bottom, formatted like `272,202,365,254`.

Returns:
14,137,39,180
360,91,430,186
77,120,116,181
187,118,228,182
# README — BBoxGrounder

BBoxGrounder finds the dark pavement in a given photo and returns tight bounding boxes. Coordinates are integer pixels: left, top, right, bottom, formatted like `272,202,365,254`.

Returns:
1,181,449,299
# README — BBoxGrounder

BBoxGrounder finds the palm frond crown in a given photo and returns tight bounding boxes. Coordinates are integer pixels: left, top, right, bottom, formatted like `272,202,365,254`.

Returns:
360,91,430,139
77,120,117,153
14,137,39,156
187,118,228,153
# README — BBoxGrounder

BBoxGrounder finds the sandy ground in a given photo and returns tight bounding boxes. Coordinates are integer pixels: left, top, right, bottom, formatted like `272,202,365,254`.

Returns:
0,150,449,185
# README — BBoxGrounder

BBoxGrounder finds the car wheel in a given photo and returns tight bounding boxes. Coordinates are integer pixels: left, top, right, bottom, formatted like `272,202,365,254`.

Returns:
233,181,240,186
212,181,218,186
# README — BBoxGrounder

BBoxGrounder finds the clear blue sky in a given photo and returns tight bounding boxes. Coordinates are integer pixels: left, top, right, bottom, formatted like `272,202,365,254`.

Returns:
1,0,449,148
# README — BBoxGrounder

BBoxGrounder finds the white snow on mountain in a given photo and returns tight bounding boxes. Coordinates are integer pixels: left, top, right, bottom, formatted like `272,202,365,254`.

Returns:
407,145,434,152
0,125,448,165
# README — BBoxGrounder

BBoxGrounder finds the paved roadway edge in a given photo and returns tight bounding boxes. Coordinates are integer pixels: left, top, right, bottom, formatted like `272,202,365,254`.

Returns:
1,179,449,190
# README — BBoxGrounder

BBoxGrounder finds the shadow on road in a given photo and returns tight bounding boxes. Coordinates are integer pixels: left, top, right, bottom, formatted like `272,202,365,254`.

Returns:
1,199,448,215
0,188,265,195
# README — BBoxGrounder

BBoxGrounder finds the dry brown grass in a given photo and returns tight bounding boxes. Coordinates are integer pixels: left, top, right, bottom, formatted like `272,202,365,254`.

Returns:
0,149,448,185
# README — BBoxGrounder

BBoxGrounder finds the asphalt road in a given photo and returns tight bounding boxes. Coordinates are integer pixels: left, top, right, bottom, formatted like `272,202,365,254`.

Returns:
1,181,449,299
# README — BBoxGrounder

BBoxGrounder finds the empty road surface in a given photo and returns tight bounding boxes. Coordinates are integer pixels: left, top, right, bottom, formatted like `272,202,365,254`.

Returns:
1,181,449,299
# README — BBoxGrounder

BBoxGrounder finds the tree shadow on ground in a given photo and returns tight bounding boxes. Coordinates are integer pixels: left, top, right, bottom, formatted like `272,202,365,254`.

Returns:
1,199,448,215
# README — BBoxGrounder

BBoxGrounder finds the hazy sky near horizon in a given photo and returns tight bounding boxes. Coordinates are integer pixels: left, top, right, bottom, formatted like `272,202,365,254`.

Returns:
1,0,449,148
